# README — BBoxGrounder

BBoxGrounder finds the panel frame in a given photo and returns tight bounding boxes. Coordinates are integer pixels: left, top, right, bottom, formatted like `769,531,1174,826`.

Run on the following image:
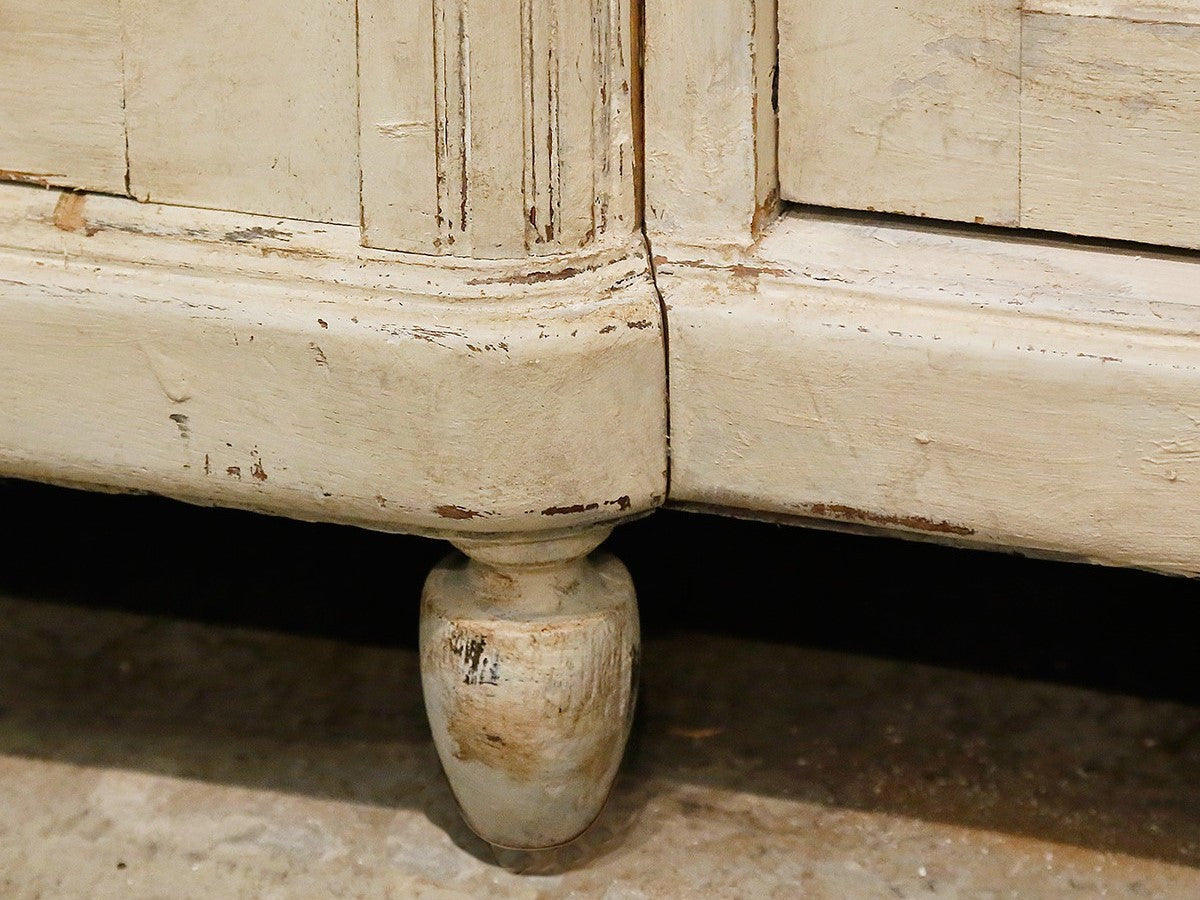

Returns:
645,0,1200,574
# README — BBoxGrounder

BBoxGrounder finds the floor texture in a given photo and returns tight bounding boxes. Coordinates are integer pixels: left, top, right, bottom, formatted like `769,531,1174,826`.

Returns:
1,481,1198,897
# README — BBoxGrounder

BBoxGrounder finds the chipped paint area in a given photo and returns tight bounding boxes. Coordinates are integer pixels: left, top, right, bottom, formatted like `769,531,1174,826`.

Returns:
447,628,500,686
802,503,975,537
435,506,490,521
421,545,639,848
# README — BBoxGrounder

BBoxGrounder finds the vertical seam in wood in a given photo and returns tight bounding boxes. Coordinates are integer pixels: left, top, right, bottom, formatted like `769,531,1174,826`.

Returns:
459,2,471,241
635,0,669,495
1018,2,1025,226
749,0,759,237
118,0,132,197
630,0,645,226
433,0,448,245
521,0,536,251
594,0,612,239
549,0,561,243
354,0,366,234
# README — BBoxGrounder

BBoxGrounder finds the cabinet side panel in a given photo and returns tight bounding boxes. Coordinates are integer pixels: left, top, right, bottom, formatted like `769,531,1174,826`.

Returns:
124,0,360,224
1021,10,1200,249
778,0,1021,226
0,0,127,194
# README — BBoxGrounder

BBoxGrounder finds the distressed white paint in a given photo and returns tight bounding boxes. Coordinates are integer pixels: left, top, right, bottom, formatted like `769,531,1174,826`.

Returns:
1027,0,1200,24
657,209,1200,575
0,185,666,537
359,0,637,257
778,0,1022,226
122,0,360,224
775,0,1200,249
643,0,778,248
421,528,638,849
1021,7,1200,247
0,0,127,194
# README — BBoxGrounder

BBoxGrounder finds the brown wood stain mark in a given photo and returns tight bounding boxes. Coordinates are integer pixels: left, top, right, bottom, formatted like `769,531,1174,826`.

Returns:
52,192,98,236
626,319,653,329
226,466,242,479
542,502,601,516
0,169,61,187
652,255,789,279
250,452,268,482
466,259,611,287
436,505,487,520
223,226,292,244
605,495,632,511
751,187,781,238
467,266,585,286
804,502,975,536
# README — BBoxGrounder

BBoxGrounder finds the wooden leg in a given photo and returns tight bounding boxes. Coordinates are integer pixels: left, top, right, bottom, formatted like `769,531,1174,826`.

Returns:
420,527,640,851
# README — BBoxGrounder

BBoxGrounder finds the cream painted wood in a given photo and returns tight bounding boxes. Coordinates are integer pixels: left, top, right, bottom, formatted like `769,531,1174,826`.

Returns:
643,0,778,248
2,0,657,851
0,0,127,194
122,0,360,224
359,0,638,257
656,209,1200,575
0,173,661,849
357,0,440,252
1021,5,1200,247
777,0,1200,248
421,527,638,849
779,0,1022,226
0,185,666,538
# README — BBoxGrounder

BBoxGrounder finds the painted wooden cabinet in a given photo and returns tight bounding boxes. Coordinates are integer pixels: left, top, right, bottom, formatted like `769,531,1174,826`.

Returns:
3,0,1198,852
777,0,1200,248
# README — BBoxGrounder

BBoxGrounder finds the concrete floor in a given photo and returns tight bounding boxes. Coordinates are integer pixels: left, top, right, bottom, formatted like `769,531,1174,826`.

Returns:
0,594,1198,898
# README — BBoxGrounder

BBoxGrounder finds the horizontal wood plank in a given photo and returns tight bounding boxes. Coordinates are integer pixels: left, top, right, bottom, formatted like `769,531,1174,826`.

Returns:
660,209,1200,574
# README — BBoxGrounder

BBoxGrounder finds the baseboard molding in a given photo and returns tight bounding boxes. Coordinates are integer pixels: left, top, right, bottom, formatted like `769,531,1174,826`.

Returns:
0,185,667,537
657,208,1200,575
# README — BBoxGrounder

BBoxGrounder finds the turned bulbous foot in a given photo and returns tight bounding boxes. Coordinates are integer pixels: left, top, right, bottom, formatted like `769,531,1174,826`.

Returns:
420,528,640,850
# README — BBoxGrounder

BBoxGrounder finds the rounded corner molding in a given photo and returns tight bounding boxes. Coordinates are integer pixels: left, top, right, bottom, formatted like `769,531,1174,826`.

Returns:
0,186,668,539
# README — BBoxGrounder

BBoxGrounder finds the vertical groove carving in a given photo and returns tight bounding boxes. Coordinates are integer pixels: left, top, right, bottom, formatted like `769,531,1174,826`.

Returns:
359,0,636,258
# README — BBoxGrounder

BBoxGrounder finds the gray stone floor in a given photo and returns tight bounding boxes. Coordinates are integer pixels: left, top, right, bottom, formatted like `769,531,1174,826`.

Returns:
0,594,1198,898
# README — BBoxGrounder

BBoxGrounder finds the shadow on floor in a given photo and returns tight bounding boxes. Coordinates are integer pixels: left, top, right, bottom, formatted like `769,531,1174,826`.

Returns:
0,478,1197,870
